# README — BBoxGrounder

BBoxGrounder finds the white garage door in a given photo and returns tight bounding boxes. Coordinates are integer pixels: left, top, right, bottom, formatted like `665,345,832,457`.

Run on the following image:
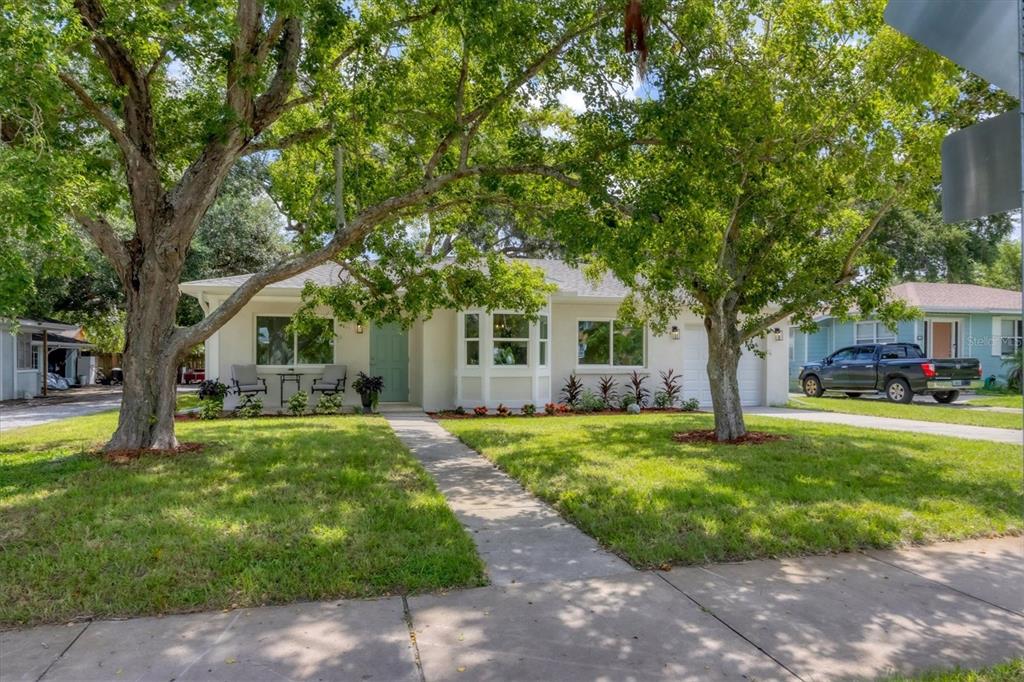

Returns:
681,324,765,407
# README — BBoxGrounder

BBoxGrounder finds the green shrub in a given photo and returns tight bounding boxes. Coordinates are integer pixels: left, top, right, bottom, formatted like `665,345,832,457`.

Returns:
619,393,637,411
314,393,343,415
454,405,466,415
198,398,223,420
521,403,536,416
286,391,309,416
576,389,605,413
680,397,700,412
235,397,263,418
653,391,671,408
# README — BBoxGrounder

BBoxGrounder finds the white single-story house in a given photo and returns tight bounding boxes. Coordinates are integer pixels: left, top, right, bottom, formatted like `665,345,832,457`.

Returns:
180,259,790,411
0,318,92,400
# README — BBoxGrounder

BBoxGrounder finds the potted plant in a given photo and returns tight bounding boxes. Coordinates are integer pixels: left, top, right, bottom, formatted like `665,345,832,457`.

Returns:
352,372,385,412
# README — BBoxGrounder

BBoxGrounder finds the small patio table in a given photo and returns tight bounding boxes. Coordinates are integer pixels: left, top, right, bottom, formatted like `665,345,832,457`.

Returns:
277,371,305,403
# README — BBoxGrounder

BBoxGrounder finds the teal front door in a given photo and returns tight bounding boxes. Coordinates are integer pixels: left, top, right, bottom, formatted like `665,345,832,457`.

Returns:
370,323,409,402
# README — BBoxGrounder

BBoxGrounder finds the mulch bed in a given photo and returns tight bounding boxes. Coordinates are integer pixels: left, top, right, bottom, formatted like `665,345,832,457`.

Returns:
101,442,205,464
672,429,789,446
429,408,702,419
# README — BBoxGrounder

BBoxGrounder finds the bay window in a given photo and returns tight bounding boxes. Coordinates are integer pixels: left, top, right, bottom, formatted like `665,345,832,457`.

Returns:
578,320,645,367
492,313,529,366
256,316,334,365
464,313,480,366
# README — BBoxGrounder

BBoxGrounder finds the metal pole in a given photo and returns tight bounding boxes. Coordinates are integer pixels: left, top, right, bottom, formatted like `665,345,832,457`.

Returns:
1018,0,1023,417
41,330,48,397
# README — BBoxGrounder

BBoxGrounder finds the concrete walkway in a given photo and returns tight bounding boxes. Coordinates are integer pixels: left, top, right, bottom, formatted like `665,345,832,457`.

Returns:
3,537,1020,681
750,406,1022,444
385,412,631,585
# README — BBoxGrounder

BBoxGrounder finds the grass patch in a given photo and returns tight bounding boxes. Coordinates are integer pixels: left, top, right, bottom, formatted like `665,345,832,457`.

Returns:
967,393,1023,409
788,396,1021,430
0,412,484,627
441,413,1021,568
175,392,201,411
884,658,1024,681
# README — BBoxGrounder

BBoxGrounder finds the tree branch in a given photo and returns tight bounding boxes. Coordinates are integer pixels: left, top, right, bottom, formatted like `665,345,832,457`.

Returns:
71,209,130,284
58,72,137,160
243,124,331,154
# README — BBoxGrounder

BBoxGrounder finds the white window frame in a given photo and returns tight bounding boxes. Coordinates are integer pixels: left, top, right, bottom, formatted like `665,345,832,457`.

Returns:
854,321,897,345
538,314,549,367
15,333,33,370
491,313,530,367
463,312,481,367
999,318,1023,357
576,318,647,369
253,314,336,367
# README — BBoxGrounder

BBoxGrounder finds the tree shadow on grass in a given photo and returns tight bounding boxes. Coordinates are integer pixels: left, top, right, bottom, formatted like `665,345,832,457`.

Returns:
0,416,486,627
445,415,1022,568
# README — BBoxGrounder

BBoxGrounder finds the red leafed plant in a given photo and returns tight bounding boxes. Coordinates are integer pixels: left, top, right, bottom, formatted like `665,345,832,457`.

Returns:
473,406,489,416
496,403,511,416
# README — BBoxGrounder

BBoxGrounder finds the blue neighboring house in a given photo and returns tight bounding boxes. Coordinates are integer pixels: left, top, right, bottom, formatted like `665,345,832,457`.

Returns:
789,282,1022,391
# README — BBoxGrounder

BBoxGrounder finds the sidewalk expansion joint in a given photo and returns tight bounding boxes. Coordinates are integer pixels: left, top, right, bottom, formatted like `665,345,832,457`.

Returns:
35,621,90,682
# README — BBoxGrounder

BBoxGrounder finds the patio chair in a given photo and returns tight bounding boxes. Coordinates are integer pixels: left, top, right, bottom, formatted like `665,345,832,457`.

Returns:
231,364,267,406
311,364,347,397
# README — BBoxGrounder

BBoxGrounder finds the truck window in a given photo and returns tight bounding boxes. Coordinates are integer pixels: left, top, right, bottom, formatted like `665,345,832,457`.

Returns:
830,348,856,362
905,344,925,358
854,346,875,360
880,346,905,359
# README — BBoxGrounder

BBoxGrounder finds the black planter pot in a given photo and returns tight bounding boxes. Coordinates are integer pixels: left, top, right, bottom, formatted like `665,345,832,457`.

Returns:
360,392,375,410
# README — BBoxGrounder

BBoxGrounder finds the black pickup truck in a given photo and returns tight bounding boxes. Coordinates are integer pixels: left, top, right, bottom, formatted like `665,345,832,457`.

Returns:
798,342,982,403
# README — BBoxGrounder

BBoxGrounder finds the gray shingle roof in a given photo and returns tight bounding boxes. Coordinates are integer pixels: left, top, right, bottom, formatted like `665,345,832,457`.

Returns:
179,259,630,299
889,282,1021,313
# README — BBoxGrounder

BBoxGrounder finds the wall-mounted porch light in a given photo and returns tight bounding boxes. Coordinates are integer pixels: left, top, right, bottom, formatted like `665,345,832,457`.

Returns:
356,322,364,334
769,327,783,341
670,325,680,340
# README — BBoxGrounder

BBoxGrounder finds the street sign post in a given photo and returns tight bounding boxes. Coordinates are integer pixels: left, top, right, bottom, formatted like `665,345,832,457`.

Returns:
885,0,1022,223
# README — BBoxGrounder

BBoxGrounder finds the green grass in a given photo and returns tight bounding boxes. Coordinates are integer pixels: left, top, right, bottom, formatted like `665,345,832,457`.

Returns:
441,413,1021,568
788,396,1022,430
0,412,484,627
967,393,1023,409
884,659,1024,681
175,392,201,410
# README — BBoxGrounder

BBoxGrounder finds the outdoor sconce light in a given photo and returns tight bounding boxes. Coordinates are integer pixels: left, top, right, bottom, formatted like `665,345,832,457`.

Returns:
670,325,680,340
356,322,364,334
769,327,783,341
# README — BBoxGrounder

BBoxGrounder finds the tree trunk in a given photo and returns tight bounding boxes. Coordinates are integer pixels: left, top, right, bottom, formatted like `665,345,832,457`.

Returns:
105,255,184,451
704,311,746,441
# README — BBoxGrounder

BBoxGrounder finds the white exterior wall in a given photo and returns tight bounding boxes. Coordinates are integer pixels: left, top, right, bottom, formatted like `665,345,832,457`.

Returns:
207,295,370,411
420,310,456,411
194,291,788,411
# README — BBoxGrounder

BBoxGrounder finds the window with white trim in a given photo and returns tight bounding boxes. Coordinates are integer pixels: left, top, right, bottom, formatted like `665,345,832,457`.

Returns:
255,316,334,365
538,315,549,366
855,321,896,345
492,313,528,366
1000,319,1023,356
577,320,645,367
464,313,480,366
16,333,32,369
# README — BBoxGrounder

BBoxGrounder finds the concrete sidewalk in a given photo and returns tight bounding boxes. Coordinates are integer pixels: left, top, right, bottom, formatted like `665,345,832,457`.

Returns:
750,406,1023,444
3,537,1020,681
385,412,631,585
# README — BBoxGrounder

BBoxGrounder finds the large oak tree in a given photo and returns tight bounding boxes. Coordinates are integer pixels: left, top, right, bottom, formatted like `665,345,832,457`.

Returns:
554,0,966,440
1,0,613,450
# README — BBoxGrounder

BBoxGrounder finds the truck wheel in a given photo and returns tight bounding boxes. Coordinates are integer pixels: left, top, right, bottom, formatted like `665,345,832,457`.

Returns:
933,391,960,404
885,378,913,404
802,376,824,397
844,392,861,399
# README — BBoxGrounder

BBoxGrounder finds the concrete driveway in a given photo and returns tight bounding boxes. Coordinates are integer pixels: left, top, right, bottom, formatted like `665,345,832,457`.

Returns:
0,387,196,432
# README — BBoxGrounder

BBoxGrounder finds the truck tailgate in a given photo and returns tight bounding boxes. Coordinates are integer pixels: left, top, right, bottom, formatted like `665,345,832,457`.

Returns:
932,358,980,382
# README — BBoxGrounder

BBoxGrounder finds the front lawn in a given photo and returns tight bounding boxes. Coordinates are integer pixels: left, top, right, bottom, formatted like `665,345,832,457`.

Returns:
0,413,484,627
441,413,1021,567
886,659,1024,682
967,393,1023,409
788,396,1021,430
